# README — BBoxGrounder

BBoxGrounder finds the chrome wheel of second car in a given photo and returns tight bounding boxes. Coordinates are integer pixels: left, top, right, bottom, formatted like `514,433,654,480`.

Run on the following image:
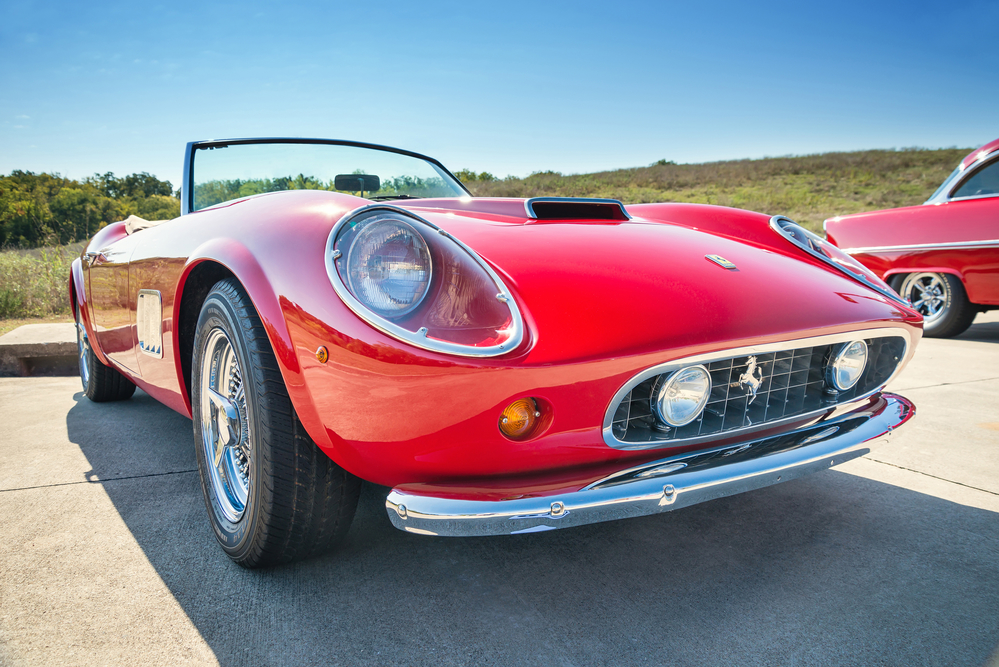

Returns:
898,272,950,327
891,271,977,338
198,327,252,523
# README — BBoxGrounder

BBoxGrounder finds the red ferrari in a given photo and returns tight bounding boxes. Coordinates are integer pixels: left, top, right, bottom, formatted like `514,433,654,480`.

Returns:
71,138,921,567
825,137,999,337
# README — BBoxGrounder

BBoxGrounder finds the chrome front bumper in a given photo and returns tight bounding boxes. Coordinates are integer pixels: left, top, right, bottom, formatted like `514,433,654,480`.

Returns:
385,394,914,537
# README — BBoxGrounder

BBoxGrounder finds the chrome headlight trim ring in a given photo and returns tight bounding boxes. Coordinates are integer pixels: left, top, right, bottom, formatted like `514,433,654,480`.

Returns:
325,203,525,358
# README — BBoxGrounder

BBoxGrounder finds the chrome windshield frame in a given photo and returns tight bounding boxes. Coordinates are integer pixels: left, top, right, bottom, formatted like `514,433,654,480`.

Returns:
181,137,471,215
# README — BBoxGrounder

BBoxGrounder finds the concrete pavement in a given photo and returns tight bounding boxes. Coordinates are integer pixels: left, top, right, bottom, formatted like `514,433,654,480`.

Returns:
1,313,997,666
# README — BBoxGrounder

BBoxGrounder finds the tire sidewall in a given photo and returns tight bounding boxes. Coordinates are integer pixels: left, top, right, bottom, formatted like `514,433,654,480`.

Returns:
192,287,263,560
891,272,970,337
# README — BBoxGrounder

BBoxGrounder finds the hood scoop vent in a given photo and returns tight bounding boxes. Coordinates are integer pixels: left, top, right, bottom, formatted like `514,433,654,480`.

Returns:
525,197,631,221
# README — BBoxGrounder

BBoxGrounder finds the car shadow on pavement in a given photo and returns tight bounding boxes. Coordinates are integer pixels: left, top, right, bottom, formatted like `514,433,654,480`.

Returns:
65,393,999,667
956,315,999,344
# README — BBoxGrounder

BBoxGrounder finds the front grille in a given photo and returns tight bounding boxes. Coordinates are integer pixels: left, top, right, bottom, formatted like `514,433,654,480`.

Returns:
609,335,906,447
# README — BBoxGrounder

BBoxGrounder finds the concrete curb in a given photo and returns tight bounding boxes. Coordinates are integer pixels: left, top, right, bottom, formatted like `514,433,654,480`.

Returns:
0,323,78,377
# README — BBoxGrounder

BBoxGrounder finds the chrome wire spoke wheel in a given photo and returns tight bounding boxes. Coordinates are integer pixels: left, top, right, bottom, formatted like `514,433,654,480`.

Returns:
75,303,90,390
900,272,950,326
199,327,252,523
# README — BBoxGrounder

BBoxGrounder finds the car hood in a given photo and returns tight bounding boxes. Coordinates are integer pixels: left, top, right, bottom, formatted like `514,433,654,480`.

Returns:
404,201,917,364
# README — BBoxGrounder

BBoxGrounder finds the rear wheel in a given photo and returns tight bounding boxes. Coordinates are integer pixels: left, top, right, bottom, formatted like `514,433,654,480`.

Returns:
890,272,977,338
76,300,136,402
192,278,360,568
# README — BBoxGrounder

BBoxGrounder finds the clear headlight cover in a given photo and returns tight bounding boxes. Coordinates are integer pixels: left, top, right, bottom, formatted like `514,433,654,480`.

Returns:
770,216,908,307
327,206,524,357
345,219,431,317
652,365,712,427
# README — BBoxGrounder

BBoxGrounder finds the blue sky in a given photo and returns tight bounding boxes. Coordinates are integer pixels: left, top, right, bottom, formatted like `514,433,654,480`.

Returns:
2,0,996,188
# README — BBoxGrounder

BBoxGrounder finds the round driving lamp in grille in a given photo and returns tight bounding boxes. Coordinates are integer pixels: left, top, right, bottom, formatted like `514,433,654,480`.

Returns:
345,218,431,317
652,365,712,427
826,340,868,391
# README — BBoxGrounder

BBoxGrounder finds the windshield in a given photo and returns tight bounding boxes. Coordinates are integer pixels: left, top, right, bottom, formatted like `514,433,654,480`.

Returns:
190,140,468,211
925,166,962,203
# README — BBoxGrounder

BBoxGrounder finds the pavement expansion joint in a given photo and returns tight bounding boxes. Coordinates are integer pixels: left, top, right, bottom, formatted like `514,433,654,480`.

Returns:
0,468,198,494
865,457,999,497
899,375,999,392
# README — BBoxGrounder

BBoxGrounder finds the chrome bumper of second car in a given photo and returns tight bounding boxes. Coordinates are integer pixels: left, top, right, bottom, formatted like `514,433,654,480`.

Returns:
385,394,914,537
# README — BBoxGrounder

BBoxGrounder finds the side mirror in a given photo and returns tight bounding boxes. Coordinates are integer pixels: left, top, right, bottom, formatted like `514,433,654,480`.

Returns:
334,174,380,194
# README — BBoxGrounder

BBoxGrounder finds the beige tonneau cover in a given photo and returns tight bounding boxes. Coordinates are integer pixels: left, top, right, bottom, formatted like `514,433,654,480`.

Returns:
123,215,169,235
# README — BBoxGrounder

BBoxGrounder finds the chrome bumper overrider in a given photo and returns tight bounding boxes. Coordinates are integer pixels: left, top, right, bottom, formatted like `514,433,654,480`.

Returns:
385,394,914,537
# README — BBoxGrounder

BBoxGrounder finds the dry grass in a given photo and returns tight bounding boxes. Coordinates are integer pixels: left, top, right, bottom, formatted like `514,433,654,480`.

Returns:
465,148,969,232
0,245,77,319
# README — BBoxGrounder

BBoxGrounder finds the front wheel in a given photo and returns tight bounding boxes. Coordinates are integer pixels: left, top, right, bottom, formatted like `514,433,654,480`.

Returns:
192,278,360,568
890,272,977,338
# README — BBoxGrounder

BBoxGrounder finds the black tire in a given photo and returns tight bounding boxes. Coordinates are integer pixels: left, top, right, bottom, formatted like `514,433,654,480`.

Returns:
890,272,977,338
192,278,360,568
76,300,136,402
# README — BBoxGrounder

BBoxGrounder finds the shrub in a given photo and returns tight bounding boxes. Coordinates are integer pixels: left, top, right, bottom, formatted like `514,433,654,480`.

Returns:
0,245,74,318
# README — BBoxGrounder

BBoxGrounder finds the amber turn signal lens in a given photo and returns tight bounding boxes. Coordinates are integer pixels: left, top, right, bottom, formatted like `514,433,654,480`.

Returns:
316,346,329,364
499,398,540,440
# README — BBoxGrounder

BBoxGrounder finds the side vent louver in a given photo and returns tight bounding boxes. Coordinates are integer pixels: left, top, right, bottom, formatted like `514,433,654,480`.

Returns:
525,197,631,221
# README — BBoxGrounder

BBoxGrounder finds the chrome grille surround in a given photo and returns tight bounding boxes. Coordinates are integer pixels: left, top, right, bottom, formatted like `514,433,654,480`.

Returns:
603,329,911,450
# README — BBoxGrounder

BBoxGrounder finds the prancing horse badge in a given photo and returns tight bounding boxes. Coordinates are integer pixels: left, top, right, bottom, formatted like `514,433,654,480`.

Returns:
737,356,764,404
705,255,737,270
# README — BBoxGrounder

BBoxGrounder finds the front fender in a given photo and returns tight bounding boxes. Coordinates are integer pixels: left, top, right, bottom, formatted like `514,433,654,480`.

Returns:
177,238,332,450
69,256,111,367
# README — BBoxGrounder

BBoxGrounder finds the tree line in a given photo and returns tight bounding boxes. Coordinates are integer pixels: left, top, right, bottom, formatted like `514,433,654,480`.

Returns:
0,171,180,248
194,173,456,208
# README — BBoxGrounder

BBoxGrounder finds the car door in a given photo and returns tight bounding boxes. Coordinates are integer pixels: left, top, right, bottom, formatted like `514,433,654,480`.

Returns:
940,155,999,304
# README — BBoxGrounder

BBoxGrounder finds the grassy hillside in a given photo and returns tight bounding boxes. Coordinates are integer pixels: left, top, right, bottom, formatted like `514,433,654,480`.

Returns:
462,147,970,232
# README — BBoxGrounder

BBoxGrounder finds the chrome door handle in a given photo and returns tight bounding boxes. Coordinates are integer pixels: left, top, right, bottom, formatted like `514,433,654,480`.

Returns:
84,250,108,266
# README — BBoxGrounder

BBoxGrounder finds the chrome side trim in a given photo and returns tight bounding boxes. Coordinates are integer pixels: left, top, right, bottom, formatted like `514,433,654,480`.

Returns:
601,327,911,450
842,239,999,254
948,192,999,203
325,204,525,358
770,215,910,307
136,289,163,358
385,394,914,537
524,197,632,220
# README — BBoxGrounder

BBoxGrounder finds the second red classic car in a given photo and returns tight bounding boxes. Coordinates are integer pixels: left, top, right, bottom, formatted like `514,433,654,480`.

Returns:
825,138,999,338
71,139,921,567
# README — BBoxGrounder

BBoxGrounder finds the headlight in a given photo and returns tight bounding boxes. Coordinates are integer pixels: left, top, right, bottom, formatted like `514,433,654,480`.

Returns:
327,206,524,357
652,365,712,427
345,219,431,317
770,216,908,307
826,340,868,391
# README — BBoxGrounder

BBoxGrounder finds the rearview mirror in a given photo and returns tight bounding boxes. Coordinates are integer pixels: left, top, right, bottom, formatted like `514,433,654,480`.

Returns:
334,174,380,193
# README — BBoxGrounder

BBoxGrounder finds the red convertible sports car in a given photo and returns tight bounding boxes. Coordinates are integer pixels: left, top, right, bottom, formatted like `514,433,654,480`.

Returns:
71,138,921,567
825,137,999,338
